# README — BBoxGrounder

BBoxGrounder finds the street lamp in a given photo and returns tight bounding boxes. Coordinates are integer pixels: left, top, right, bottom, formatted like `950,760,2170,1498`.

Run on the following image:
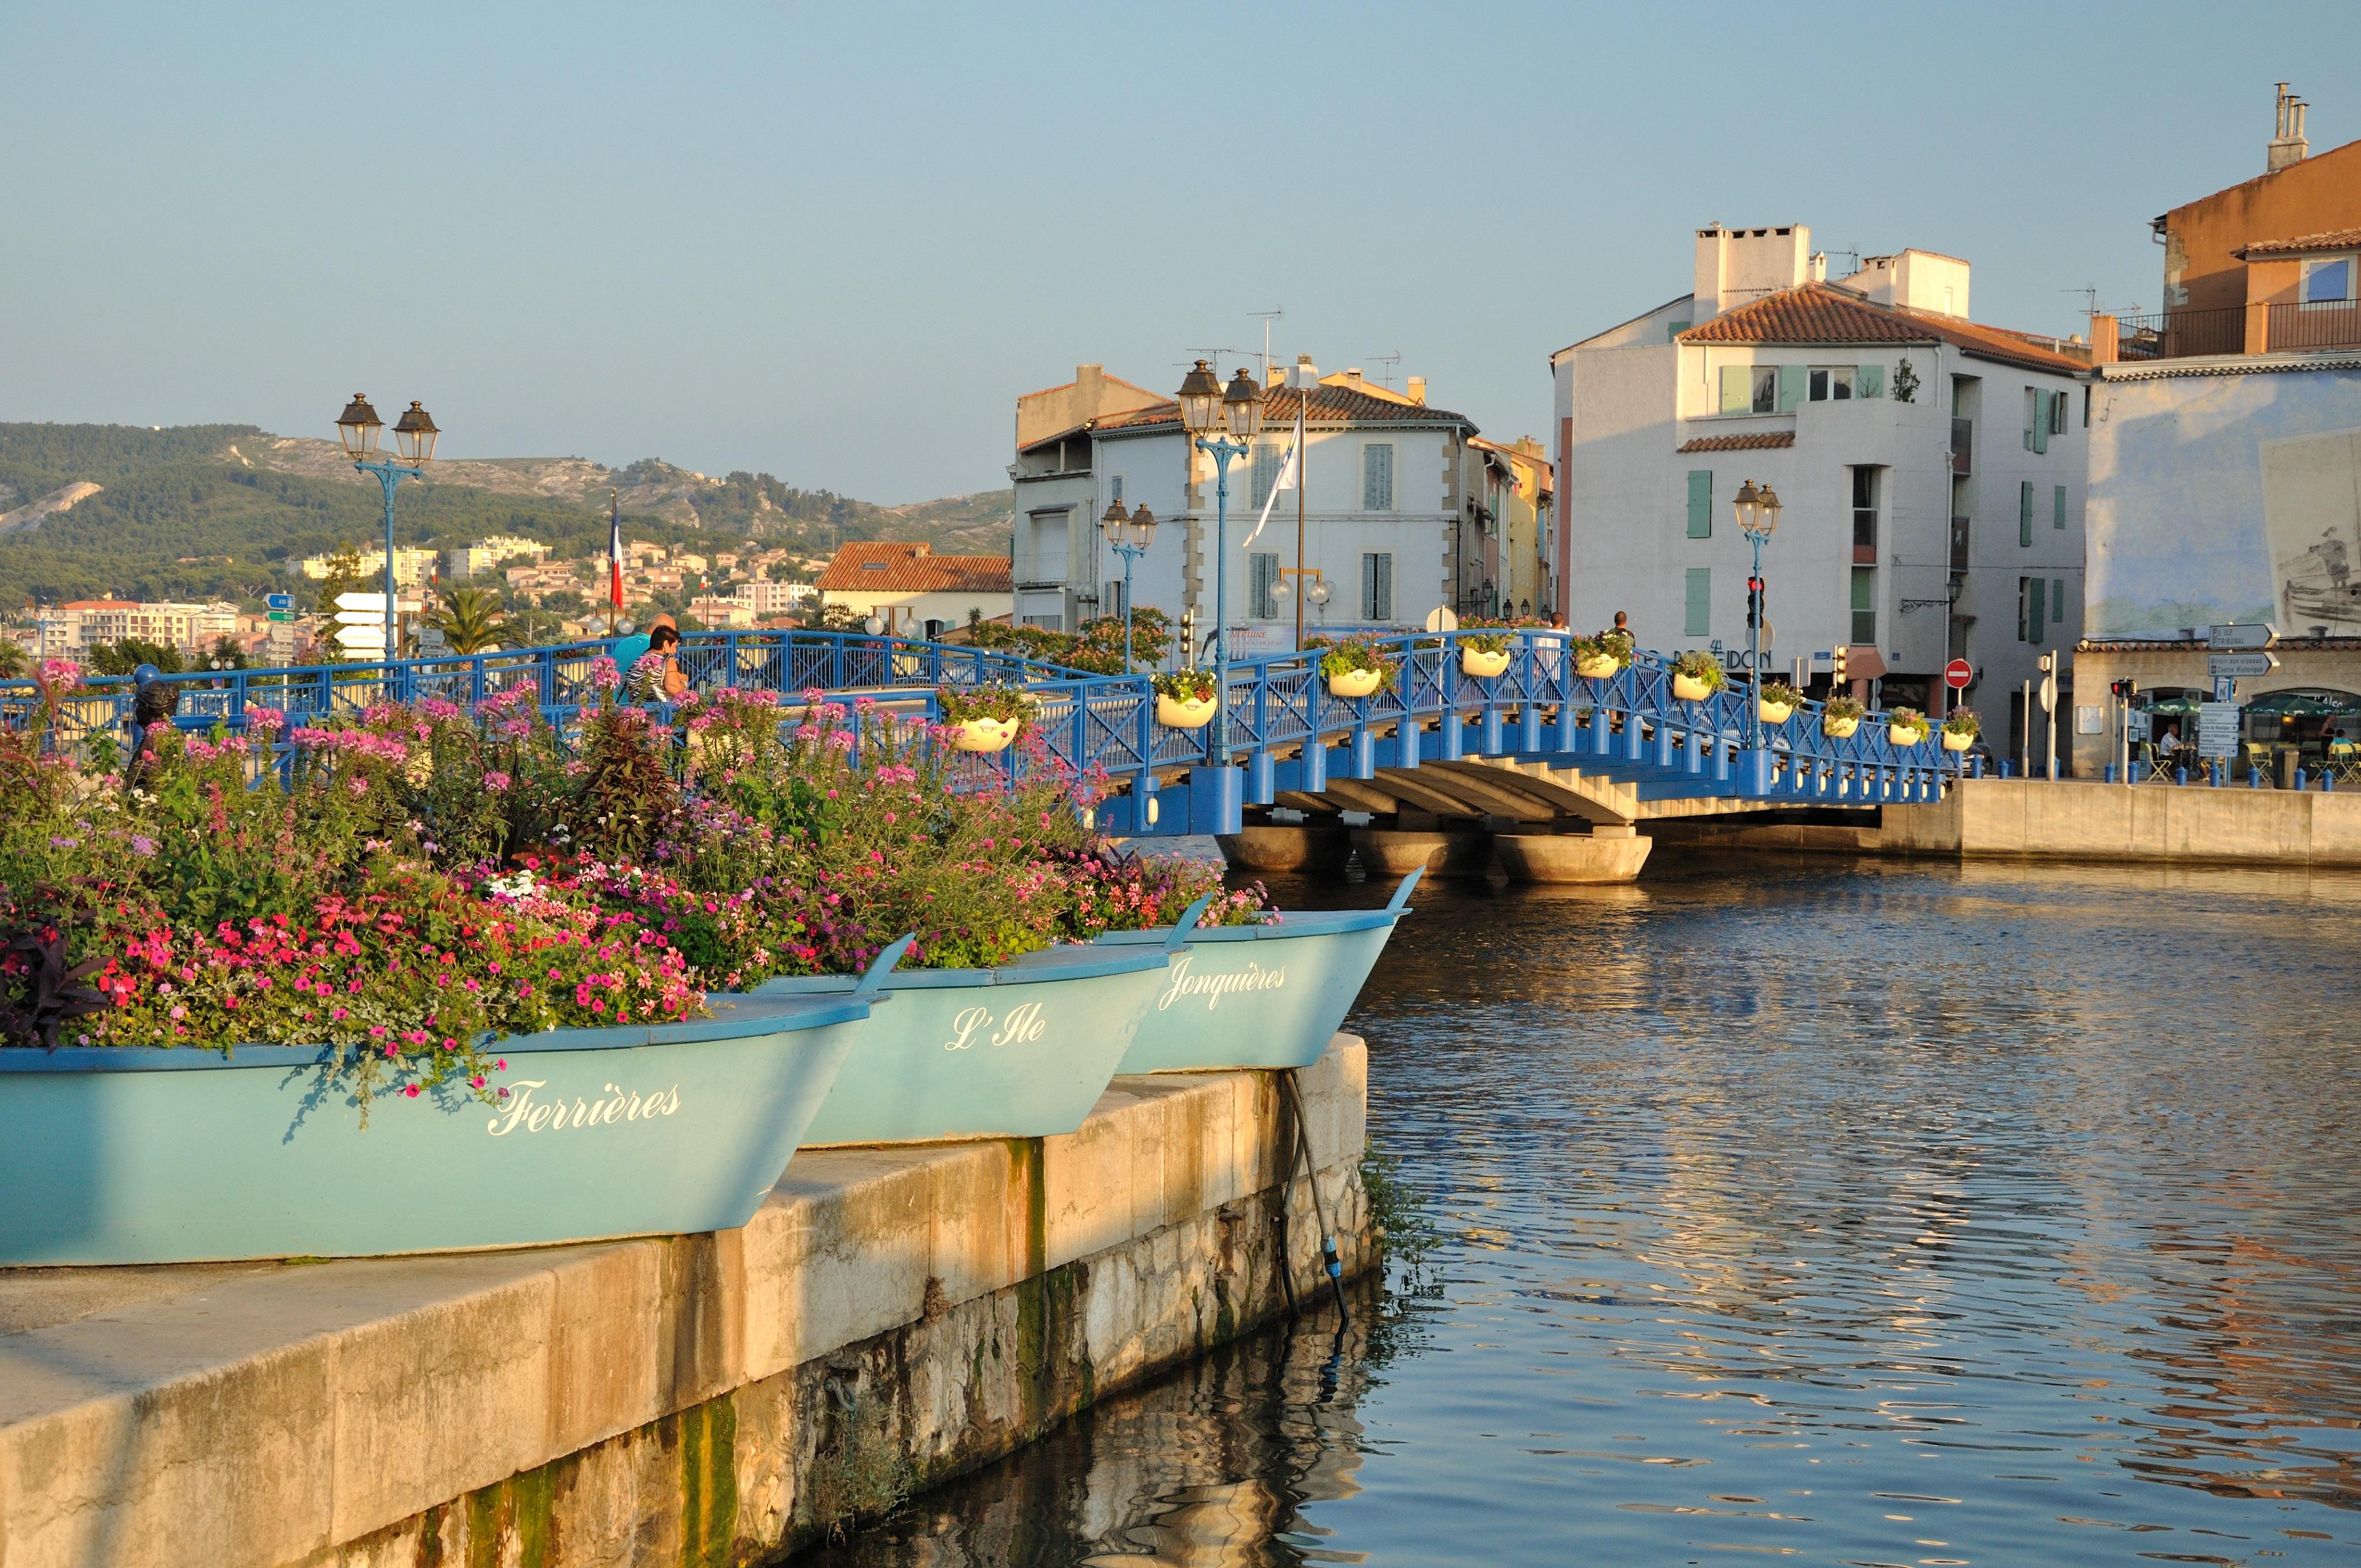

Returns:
1176,360,1262,768
1732,479,1781,747
1101,500,1157,674
336,394,439,658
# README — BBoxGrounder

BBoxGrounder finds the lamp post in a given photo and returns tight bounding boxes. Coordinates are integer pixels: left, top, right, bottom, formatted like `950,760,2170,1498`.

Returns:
1100,501,1157,674
1175,360,1263,765
1731,479,1781,747
335,395,439,658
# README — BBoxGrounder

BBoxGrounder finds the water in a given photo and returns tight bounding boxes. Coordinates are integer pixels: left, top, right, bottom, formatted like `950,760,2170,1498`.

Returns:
815,856,2361,1566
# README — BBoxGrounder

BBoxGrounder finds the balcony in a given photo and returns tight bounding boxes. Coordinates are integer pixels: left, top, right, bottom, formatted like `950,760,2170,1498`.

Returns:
2111,302,2361,360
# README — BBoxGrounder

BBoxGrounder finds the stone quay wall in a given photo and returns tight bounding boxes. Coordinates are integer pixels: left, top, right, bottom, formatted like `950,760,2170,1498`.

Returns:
0,1041,1370,1568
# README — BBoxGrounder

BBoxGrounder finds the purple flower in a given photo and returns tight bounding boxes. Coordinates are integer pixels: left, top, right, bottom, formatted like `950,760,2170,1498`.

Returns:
130,835,157,857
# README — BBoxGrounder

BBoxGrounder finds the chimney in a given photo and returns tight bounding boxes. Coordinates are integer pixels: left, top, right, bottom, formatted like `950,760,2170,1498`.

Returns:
1808,252,1828,283
1288,354,1320,388
1405,375,1427,405
1343,368,1365,385
2268,83,2310,172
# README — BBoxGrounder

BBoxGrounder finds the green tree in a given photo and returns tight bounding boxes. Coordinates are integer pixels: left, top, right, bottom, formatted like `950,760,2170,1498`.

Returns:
85,639,185,676
425,584,511,654
204,635,249,670
0,639,28,679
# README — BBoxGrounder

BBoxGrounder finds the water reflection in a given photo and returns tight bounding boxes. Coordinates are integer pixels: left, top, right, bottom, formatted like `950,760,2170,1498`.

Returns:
823,857,2361,1566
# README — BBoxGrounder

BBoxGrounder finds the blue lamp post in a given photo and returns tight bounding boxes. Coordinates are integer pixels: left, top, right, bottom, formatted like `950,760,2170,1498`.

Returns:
1174,360,1265,765
334,395,439,657
1732,478,1781,748
1101,500,1158,675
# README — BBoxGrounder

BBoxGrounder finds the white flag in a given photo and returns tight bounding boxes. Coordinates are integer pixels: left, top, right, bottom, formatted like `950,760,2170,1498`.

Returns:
1239,411,1303,549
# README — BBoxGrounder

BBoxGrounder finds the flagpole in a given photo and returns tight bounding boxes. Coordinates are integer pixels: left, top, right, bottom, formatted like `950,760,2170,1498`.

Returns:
1293,398,1306,652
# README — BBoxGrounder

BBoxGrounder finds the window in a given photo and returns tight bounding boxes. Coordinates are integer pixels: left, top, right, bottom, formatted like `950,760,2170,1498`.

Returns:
1850,567,1877,645
1684,568,1711,637
1808,366,1855,401
2053,485,2067,530
2019,576,2048,643
1250,552,1280,619
2053,578,2067,636
1686,470,1713,537
1851,467,1878,561
2049,389,2067,436
1251,442,1281,508
1718,365,1777,415
2023,388,2051,453
2303,256,2354,306
1109,474,1123,504
2020,481,2034,546
1360,552,1394,622
1665,320,1692,341
1361,443,1394,511
1855,363,1884,398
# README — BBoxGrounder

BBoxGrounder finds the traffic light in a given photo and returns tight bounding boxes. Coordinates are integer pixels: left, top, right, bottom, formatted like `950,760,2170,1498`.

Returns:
2109,678,2139,700
1831,645,1848,686
1745,576,1764,629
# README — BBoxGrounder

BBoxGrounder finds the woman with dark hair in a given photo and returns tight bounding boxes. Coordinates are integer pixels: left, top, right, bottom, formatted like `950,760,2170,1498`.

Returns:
623,614,690,703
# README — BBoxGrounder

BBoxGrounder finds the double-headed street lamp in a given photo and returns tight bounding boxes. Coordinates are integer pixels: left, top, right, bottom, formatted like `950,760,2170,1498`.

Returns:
335,395,440,657
1174,359,1264,767
1099,500,1158,674
1731,478,1782,747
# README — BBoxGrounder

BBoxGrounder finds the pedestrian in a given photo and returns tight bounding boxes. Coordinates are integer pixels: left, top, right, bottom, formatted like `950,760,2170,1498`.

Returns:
624,613,690,702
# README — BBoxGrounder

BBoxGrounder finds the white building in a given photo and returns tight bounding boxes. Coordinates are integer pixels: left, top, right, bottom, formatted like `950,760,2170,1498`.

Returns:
1551,224,2090,739
734,578,813,617
300,546,440,588
814,542,1011,637
442,535,548,580
1013,358,1485,658
37,598,240,658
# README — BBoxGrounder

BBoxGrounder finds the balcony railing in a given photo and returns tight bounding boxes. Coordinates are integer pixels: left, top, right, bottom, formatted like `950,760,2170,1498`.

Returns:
2115,306,2245,360
2267,301,2361,352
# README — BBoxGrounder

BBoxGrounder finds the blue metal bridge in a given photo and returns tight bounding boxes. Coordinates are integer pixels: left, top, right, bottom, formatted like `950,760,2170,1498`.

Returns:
3,629,1954,835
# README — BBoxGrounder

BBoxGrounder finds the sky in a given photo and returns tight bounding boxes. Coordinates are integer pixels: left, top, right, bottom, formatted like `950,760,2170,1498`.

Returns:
6,2,2359,505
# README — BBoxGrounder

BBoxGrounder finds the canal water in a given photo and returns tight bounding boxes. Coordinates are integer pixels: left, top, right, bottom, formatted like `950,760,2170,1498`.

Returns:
815,855,2361,1566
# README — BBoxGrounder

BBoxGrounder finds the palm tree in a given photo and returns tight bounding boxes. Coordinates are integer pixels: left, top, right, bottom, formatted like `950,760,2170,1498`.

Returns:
427,584,511,655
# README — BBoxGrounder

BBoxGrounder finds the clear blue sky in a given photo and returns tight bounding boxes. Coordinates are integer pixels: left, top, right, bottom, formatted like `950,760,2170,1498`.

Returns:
6,2,2356,504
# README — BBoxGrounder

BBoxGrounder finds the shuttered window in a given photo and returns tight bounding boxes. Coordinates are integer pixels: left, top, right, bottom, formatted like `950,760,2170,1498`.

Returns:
1251,443,1281,508
1361,443,1394,511
2053,578,2067,635
1850,567,1877,645
1776,365,1806,412
1686,470,1713,537
2053,484,2067,530
2020,481,2034,546
1361,552,1393,622
1684,567,1710,637
2029,576,2048,642
1250,552,1280,619
1855,363,1884,399
1719,366,1776,413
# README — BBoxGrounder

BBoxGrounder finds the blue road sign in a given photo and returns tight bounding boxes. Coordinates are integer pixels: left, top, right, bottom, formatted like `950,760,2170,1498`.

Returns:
266,593,293,610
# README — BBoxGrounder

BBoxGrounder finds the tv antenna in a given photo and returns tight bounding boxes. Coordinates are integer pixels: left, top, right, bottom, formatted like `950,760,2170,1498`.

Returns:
1366,351,1402,389
1248,307,1284,382
2060,283,2101,318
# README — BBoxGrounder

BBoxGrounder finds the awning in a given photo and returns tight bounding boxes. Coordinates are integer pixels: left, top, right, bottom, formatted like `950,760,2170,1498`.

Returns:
1847,647,1889,681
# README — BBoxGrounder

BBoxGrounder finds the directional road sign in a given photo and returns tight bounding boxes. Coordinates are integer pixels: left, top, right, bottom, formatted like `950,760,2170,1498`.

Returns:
2213,673,2237,702
333,625,387,650
2209,652,2279,677
335,609,387,628
1944,658,1972,690
335,591,389,613
265,592,292,611
266,610,293,622
2208,622,2276,650
2197,702,2241,760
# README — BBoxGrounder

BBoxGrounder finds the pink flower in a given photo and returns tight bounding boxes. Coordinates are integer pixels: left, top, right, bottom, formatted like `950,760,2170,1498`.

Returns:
589,656,621,693
403,1084,421,1098
483,770,512,791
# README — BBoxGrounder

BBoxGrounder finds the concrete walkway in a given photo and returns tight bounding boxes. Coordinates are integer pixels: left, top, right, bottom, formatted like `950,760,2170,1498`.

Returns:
0,1042,1369,1568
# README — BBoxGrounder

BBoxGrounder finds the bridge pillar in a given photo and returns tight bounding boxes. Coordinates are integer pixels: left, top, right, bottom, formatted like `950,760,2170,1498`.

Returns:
1440,711,1464,761
1395,716,1421,769
1736,749,1775,796
1519,701,1542,753
1301,735,1328,793
1624,713,1648,764
1187,766,1243,835
1247,749,1275,806
1481,704,1503,757
1349,726,1376,780
1684,727,1704,775
1654,720,1676,770
1555,698,1581,754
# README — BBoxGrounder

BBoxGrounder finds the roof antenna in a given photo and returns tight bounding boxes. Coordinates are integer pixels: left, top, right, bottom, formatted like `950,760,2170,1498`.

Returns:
1248,307,1284,383
1367,351,1402,389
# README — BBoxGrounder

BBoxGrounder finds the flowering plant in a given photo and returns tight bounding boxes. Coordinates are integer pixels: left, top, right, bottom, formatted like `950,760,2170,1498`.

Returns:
1942,708,1982,739
1670,649,1726,693
1316,636,1397,691
937,684,1034,728
1152,669,1217,704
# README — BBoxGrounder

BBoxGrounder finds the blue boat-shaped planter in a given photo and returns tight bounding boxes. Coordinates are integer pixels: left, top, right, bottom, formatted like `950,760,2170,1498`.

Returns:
0,943,914,1267
1045,870,1421,1075
749,913,1198,1146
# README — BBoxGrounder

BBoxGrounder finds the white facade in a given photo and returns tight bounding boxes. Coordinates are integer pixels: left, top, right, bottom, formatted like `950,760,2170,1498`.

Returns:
1552,226,2089,734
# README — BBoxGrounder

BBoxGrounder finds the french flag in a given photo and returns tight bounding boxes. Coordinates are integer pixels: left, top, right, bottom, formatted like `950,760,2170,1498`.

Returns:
608,489,625,610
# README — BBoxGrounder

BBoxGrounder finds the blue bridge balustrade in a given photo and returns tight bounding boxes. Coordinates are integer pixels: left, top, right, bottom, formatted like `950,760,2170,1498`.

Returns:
2,628,1956,833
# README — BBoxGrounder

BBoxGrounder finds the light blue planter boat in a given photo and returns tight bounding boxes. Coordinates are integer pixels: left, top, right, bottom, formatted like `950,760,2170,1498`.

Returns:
749,916,1196,1145
1030,870,1421,1075
0,946,912,1267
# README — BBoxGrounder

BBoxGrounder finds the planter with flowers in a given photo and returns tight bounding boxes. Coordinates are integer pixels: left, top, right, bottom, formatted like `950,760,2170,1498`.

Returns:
1941,708,1980,753
1458,629,1514,681
1887,707,1931,747
937,683,1034,753
1758,681,1802,726
1670,650,1726,703
1573,630,1633,681
1822,694,1866,739
1318,636,1396,700
1153,669,1218,730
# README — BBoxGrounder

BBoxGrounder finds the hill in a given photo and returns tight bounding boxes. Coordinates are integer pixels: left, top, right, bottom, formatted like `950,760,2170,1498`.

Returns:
0,423,1014,609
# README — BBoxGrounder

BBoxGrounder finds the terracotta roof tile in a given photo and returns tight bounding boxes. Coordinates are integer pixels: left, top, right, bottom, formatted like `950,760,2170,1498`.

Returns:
1679,282,2089,376
814,542,1010,594
2239,226,2361,259
1094,383,1475,433
1676,431,1796,453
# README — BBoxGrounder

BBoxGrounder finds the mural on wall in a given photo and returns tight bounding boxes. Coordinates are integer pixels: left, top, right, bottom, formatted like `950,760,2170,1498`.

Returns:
2085,367,2361,636
2263,427,2361,636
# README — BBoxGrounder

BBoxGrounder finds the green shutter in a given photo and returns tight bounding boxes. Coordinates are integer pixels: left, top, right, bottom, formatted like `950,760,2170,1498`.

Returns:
2033,393,2050,454
2053,578,2067,633
1686,470,1712,537
2053,484,2067,529
1718,366,1750,414
1667,320,1691,341
2029,576,2047,641
1684,567,1710,637
1855,364,1884,399
2020,482,2033,546
1777,365,1806,412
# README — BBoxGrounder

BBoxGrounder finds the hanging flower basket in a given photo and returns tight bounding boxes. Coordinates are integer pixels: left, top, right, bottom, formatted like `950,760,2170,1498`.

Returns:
1823,696,1866,739
1669,650,1726,704
1328,667,1383,699
951,716,1020,753
1153,670,1217,729
1572,629,1632,681
1316,636,1395,700
1942,708,1980,752
1460,648,1512,679
1942,728,1973,752
1886,707,1930,747
938,683,1033,753
1757,682,1801,727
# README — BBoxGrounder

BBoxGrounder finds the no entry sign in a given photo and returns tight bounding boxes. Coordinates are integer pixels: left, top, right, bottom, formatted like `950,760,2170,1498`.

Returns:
1944,658,1973,690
